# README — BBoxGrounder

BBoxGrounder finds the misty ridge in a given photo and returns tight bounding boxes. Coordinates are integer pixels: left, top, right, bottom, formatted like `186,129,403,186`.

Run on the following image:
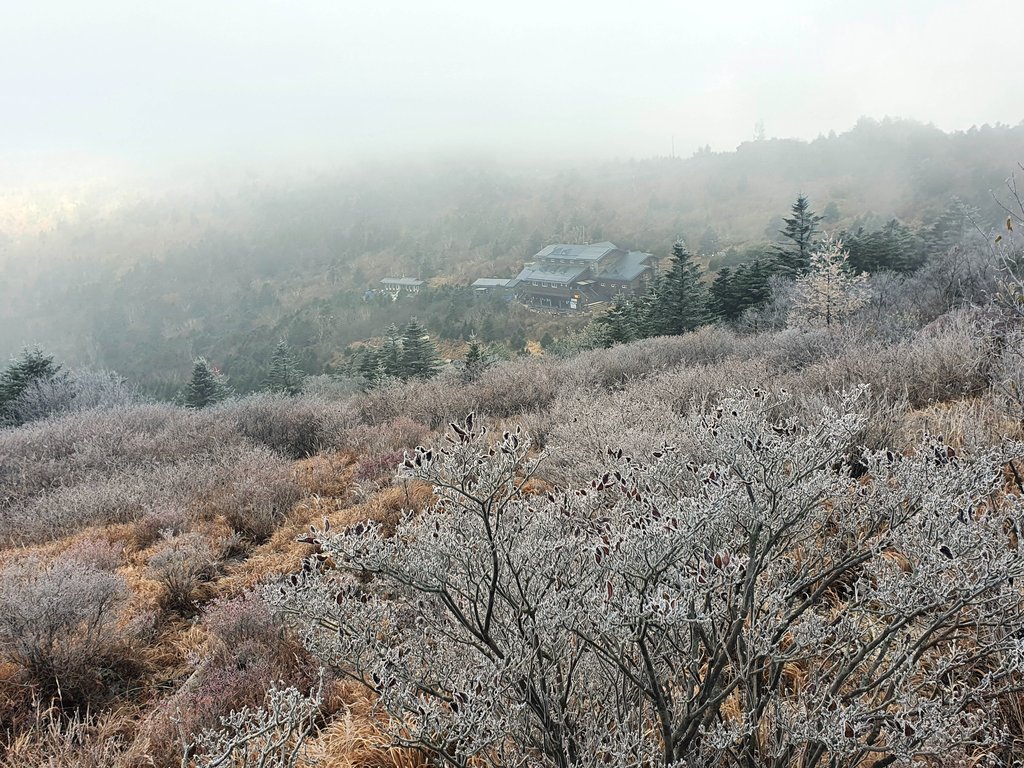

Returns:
2,117,1023,395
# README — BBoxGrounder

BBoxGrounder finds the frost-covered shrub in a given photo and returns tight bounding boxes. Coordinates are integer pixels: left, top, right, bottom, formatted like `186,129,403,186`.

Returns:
2,368,139,426
204,591,283,650
274,404,1024,768
300,373,362,400
180,680,322,768
149,533,218,613
759,326,858,373
467,358,559,418
0,558,130,703
226,393,353,459
558,329,748,392
1,456,227,545
214,449,302,541
0,403,246,504
62,535,125,570
345,417,432,460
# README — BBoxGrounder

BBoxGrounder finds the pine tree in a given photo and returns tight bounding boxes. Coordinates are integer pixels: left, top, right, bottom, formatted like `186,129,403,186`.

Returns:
789,237,869,329
647,241,708,336
185,357,231,408
776,194,824,276
400,319,441,379
0,346,64,424
266,340,305,395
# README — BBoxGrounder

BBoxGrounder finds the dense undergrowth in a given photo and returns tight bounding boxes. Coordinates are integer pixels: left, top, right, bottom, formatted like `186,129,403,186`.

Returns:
1,296,1023,765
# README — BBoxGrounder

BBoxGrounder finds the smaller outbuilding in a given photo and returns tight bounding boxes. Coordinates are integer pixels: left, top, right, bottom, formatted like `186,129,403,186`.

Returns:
471,278,513,291
381,277,425,295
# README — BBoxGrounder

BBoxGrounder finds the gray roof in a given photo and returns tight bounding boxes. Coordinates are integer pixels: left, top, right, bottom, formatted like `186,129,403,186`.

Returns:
471,278,512,288
533,242,624,262
595,250,655,281
381,277,424,287
512,263,588,285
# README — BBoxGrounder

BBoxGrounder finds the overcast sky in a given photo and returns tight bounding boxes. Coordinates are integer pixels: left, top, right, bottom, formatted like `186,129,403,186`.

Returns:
1,0,1021,178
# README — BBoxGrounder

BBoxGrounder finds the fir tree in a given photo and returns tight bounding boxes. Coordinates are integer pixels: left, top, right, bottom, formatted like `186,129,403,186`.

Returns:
776,194,824,275
185,357,231,408
0,346,64,424
462,335,493,383
266,340,305,395
647,241,708,336
594,294,639,346
357,347,381,380
843,220,924,274
381,324,404,378
710,258,776,322
400,319,441,379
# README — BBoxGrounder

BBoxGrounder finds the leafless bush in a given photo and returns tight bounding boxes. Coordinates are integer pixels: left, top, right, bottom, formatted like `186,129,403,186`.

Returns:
787,308,993,410
0,559,131,704
759,326,860,373
654,358,773,415
0,403,246,505
300,373,363,400
2,457,227,546
900,244,1000,320
149,533,219,614
275,405,1024,768
213,448,302,542
203,591,283,651
179,679,322,768
541,386,684,486
353,373,474,429
345,417,431,459
466,358,560,418
993,329,1024,422
62,536,125,570
226,393,354,459
2,369,139,427
559,329,750,392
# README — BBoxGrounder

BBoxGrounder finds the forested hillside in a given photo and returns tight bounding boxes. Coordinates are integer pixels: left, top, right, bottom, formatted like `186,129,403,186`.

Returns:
1,117,1022,394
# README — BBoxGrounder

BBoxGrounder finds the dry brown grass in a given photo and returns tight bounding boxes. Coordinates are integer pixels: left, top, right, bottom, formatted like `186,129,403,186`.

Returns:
302,682,429,768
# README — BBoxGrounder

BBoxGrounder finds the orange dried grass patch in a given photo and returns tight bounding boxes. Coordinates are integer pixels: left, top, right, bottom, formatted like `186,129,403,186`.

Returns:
294,451,356,498
303,681,428,768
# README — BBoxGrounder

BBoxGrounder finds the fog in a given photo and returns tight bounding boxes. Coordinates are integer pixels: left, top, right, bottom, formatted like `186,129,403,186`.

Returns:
2,0,1021,183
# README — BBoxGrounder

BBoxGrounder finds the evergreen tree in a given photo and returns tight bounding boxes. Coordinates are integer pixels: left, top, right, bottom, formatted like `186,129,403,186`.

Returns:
266,340,305,395
698,226,721,256
0,346,64,424
357,347,381,380
844,220,924,274
710,267,739,321
462,335,493,383
400,319,441,379
594,294,640,346
710,258,777,322
776,194,824,275
185,357,231,408
647,241,708,336
381,324,404,378
922,201,977,256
